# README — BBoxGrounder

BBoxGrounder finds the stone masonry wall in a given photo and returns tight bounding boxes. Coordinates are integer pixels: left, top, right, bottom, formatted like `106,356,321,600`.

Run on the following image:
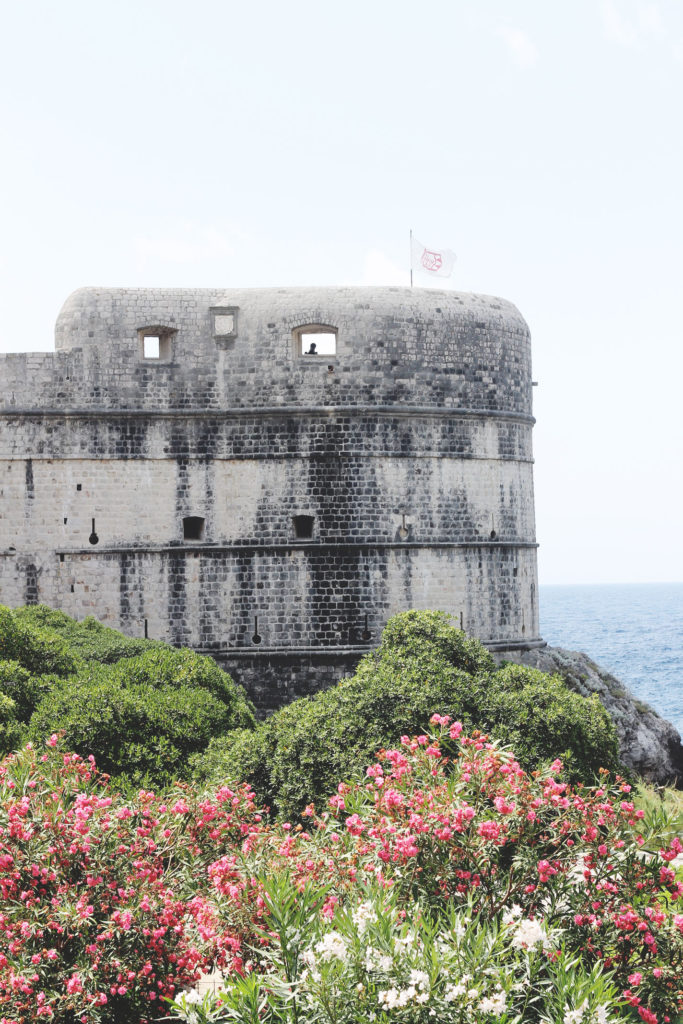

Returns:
0,287,540,711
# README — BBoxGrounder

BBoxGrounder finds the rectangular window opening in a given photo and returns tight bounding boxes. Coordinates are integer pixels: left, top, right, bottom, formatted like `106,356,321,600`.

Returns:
294,325,338,358
143,335,161,359
301,332,336,356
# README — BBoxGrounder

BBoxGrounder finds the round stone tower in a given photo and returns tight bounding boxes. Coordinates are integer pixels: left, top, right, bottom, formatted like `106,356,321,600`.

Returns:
0,286,542,710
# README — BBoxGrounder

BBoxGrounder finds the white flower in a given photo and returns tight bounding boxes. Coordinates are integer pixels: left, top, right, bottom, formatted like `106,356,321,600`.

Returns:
183,990,202,1005
478,990,507,1016
409,969,429,990
314,930,347,961
352,901,378,934
564,1000,589,1024
510,916,553,950
444,982,466,1002
379,987,400,1010
502,904,523,925
378,976,431,1010
364,946,393,972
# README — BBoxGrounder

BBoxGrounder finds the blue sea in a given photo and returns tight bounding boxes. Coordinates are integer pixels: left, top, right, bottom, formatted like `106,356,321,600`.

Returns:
539,583,683,738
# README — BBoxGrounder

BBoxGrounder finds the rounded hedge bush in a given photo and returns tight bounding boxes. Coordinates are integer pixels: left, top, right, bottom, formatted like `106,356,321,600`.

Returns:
28,668,250,789
194,611,622,818
13,604,167,663
0,605,82,677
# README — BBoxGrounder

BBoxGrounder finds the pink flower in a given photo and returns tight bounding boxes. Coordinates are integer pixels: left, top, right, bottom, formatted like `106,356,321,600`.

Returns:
477,820,501,841
345,814,365,835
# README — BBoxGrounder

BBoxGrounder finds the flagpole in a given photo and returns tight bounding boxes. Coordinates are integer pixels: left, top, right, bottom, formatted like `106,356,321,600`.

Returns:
409,229,413,288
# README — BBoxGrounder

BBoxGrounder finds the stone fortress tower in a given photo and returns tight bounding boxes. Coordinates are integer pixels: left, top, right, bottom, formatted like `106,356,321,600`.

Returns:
0,286,543,710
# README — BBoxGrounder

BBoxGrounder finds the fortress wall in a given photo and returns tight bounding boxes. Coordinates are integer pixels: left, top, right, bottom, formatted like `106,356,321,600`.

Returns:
0,453,535,550
0,286,541,710
6,540,537,646
0,412,533,462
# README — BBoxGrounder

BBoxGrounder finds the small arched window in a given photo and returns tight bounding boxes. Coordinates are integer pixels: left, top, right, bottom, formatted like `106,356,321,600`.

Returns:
293,324,337,358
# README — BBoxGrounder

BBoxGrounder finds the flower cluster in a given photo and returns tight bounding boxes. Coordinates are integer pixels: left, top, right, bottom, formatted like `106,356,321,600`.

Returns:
3,715,683,1023
0,742,260,1023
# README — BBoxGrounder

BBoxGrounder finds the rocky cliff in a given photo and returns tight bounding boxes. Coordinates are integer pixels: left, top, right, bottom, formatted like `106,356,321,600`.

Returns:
503,646,683,786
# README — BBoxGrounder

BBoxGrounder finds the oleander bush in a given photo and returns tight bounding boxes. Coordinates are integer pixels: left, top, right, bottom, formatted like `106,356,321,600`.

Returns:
4,720,681,1024
194,611,622,817
0,738,260,1024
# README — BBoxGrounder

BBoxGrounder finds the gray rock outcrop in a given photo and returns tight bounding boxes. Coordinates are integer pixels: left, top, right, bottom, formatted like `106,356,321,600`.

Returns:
501,646,683,786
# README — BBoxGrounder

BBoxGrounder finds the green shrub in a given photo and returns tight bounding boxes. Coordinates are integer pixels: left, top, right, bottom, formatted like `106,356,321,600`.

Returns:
195,611,622,818
106,647,255,719
475,663,621,781
372,608,496,675
28,668,249,789
3,605,256,788
0,605,82,676
191,726,276,804
0,691,22,754
0,660,48,724
13,604,166,663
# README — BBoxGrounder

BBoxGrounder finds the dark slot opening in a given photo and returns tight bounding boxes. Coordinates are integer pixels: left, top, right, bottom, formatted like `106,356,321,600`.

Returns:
292,514,314,539
183,516,205,541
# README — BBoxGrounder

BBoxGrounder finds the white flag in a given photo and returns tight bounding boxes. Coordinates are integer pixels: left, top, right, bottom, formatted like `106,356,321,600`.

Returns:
411,236,456,278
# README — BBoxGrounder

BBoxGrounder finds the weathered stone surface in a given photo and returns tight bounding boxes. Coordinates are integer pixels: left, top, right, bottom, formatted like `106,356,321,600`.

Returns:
504,645,683,785
0,286,542,710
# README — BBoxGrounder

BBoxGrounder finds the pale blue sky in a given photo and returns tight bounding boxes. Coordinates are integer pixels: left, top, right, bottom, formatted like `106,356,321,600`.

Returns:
1,0,681,584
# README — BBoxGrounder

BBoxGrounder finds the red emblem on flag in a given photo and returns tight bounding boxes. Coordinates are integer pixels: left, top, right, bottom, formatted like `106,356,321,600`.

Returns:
421,249,442,272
